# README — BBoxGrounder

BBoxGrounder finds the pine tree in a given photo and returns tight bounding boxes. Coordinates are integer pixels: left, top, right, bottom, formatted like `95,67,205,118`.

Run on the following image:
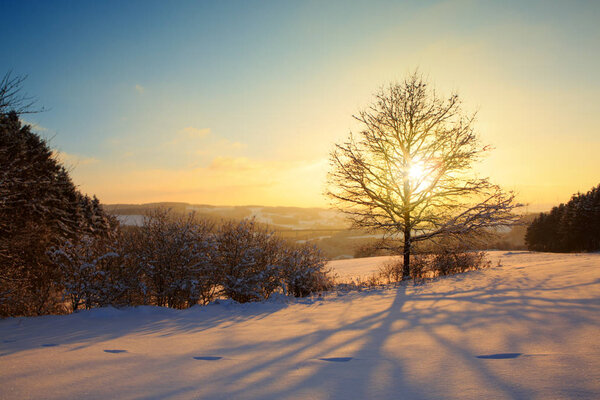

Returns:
0,111,116,316
526,184,600,252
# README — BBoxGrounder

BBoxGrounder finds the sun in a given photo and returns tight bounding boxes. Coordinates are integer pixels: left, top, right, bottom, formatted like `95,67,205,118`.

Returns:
406,159,435,194
393,158,434,195
408,160,426,182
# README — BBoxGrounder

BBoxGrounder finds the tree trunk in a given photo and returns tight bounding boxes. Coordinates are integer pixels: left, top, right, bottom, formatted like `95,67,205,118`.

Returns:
402,175,412,279
403,216,411,279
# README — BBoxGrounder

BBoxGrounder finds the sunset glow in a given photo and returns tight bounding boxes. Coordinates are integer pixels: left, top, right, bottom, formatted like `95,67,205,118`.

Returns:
1,0,598,211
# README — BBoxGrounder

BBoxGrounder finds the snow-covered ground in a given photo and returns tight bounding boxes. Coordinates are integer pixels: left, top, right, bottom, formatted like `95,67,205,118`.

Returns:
328,254,400,280
1,251,599,399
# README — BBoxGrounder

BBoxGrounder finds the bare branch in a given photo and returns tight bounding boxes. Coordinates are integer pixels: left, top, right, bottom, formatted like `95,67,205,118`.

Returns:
0,71,42,115
327,72,520,278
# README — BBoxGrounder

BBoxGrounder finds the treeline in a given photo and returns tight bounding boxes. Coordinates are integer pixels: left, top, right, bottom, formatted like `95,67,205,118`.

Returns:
526,184,600,252
0,111,331,317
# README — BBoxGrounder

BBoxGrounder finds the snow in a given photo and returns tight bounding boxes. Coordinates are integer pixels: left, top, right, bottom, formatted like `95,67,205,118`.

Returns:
115,214,145,226
296,235,333,244
328,255,400,280
1,251,599,399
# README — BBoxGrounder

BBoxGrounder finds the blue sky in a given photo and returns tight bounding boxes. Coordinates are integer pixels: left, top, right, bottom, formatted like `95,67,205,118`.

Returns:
2,0,599,208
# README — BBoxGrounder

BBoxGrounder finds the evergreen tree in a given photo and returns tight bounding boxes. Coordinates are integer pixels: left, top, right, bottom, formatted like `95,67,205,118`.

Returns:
526,184,600,252
0,111,115,316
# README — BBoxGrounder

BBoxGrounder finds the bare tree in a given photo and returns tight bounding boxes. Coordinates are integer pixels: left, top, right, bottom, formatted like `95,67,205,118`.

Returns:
328,73,519,278
0,72,37,115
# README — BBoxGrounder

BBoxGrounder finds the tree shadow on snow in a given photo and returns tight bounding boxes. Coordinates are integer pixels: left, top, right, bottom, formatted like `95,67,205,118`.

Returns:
1,263,599,399
0,301,290,357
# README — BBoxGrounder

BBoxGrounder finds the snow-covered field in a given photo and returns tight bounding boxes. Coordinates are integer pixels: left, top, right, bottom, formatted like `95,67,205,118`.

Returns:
1,251,599,399
328,254,400,280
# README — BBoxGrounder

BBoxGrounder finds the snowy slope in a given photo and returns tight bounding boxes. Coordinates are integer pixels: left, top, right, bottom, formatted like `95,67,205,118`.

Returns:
1,251,599,399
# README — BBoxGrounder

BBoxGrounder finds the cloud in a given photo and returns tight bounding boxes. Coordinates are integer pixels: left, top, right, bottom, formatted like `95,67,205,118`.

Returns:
54,151,99,166
165,126,212,146
22,120,48,132
208,156,259,171
135,84,145,94
211,138,246,151
180,126,211,138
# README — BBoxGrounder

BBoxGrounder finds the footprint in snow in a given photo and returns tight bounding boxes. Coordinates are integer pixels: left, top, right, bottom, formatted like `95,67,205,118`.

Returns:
319,357,353,362
476,353,522,359
104,349,127,354
193,356,222,361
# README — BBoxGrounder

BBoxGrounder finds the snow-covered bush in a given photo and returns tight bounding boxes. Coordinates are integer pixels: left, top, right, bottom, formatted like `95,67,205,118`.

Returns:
216,221,334,302
132,209,218,308
42,208,336,312
49,236,124,311
281,243,333,297
216,219,284,303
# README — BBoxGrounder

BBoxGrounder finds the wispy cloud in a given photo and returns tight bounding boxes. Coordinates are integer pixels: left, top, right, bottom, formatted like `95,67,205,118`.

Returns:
208,156,258,171
165,126,212,146
54,151,99,166
22,120,48,132
134,84,145,94
180,126,210,138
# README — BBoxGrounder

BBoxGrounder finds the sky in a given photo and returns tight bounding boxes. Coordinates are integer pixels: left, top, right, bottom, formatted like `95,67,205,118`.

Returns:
1,0,599,211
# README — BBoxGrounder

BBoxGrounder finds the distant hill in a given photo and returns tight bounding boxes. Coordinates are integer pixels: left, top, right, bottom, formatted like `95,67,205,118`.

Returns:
104,202,533,259
104,202,350,231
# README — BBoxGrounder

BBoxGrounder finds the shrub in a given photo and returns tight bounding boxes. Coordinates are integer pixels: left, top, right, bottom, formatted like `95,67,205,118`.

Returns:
377,258,404,284
15,208,336,314
216,219,283,303
49,235,124,311
409,255,433,283
372,248,490,285
281,243,333,297
132,209,219,308
429,249,489,276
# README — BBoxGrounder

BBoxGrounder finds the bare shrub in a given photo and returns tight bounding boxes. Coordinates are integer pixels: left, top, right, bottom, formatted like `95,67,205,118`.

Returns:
409,255,435,283
429,249,490,277
370,248,491,286
377,258,404,284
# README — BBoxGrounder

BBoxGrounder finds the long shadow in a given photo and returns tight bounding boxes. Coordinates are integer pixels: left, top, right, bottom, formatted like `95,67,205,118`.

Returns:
170,286,418,399
1,258,599,399
186,265,600,399
0,301,291,357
